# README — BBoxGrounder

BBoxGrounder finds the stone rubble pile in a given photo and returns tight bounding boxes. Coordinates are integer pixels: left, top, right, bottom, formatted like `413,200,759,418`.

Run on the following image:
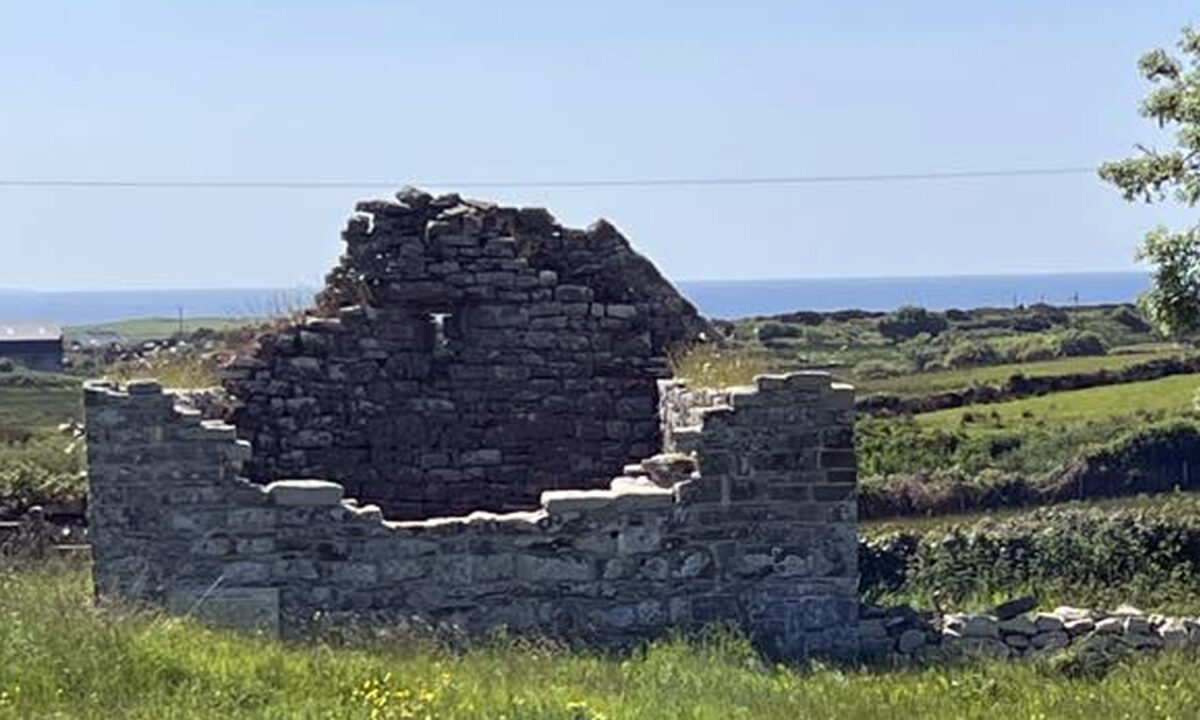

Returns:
861,598,1200,663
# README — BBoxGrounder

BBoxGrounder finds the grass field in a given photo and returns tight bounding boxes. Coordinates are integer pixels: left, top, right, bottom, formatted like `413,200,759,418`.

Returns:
5,560,1200,719
66,316,256,342
0,377,81,428
856,348,1182,396
917,372,1200,429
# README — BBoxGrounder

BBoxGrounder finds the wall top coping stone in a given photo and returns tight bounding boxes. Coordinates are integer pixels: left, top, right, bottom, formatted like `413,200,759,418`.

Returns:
266,479,344,506
387,509,547,532
540,486,675,514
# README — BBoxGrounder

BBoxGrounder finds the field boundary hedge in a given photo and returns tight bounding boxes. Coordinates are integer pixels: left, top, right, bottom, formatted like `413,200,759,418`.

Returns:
860,420,1200,520
856,354,1200,416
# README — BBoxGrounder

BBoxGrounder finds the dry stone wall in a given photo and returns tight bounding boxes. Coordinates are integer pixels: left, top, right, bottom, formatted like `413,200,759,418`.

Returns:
85,372,859,660
862,601,1200,665
224,188,707,520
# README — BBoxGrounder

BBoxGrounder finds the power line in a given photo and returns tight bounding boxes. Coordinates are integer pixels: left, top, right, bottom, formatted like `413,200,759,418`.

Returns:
0,166,1098,191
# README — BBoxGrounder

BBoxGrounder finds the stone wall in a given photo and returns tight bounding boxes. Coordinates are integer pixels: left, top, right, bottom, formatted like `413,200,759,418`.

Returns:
224,188,707,520
863,601,1200,664
85,372,859,660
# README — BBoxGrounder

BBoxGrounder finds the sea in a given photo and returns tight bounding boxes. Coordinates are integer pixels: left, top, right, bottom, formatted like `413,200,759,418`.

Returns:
0,272,1151,326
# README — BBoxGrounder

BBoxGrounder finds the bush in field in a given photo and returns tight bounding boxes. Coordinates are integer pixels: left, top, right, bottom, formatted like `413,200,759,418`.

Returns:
777,310,825,326
755,322,802,343
942,339,1000,368
1109,305,1152,333
878,306,948,343
897,333,944,372
853,359,910,380
1004,335,1060,363
1056,329,1109,357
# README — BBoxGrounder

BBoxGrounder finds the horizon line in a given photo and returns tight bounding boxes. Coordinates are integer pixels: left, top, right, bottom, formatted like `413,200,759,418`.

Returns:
0,269,1151,294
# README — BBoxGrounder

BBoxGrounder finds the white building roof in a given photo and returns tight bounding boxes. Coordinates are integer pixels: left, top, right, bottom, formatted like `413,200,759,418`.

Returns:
0,323,63,342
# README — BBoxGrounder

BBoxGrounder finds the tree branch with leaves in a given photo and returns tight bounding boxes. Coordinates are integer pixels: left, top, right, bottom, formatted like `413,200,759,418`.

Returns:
1101,26,1200,338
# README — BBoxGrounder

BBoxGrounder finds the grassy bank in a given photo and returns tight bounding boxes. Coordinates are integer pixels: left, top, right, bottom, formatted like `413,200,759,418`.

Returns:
860,493,1200,615
856,348,1180,396
917,372,1200,429
3,561,1200,719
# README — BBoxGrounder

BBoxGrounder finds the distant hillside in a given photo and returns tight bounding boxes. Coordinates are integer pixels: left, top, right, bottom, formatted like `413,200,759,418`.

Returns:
65,317,257,343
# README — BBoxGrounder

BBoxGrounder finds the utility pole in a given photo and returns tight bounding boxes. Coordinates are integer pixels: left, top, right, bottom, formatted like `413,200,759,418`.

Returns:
177,306,184,336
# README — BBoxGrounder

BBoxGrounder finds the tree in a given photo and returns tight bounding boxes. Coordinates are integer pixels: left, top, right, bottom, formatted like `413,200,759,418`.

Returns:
1100,26,1200,338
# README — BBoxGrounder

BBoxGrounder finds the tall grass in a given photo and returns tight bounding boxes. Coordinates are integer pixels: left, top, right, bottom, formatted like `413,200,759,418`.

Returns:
102,353,222,389
668,344,775,388
5,561,1200,718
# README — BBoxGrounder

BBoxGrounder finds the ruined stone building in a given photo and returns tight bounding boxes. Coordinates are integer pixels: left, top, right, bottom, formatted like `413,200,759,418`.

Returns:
85,372,859,659
224,188,708,519
84,190,861,660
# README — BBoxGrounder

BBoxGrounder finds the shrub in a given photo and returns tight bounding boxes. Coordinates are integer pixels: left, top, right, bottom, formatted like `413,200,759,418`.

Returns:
1056,329,1109,357
898,334,944,372
853,360,909,380
776,311,825,326
1010,315,1054,333
878,306,949,343
755,322,802,342
1005,335,1060,363
1109,305,1152,333
943,339,1000,368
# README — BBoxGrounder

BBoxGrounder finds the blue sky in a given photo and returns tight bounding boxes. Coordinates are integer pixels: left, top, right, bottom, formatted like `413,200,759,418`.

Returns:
1,1,1197,290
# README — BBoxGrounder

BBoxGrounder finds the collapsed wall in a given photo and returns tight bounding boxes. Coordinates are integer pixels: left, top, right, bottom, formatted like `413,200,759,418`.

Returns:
224,188,707,520
85,372,859,659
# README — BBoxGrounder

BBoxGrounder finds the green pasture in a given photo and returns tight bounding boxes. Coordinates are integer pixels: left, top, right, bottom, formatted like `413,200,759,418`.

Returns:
856,348,1182,396
3,561,1200,719
916,373,1200,430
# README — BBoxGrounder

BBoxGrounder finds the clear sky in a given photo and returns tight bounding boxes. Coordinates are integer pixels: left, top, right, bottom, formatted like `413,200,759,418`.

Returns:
1,1,1197,290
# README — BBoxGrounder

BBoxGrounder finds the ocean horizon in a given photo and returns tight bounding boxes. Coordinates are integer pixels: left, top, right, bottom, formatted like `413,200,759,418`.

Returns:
0,271,1151,326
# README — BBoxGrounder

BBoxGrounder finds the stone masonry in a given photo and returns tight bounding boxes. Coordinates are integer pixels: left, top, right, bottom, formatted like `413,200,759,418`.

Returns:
224,188,707,520
85,371,859,660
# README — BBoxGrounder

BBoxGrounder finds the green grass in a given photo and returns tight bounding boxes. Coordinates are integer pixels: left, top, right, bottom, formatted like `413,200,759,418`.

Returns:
917,372,1200,429
66,316,256,343
862,490,1200,535
0,385,81,428
669,344,775,389
856,349,1182,396
101,353,222,389
7,561,1200,719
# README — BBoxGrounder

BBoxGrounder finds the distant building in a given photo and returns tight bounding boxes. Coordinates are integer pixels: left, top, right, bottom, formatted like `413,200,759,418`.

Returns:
72,329,124,348
0,323,63,372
